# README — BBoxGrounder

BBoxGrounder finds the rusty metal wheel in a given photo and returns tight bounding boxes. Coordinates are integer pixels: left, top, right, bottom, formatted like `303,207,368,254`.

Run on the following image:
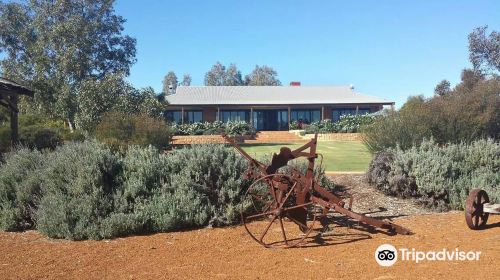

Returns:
465,189,490,230
240,174,316,248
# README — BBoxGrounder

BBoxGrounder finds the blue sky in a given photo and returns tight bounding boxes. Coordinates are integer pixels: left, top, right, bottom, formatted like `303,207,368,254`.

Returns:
116,0,499,107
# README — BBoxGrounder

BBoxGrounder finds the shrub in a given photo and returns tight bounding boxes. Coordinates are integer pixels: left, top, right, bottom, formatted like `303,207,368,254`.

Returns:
0,141,338,239
363,78,500,153
35,141,121,240
0,147,45,230
96,112,172,150
289,121,300,130
19,127,62,150
0,114,72,153
366,139,499,210
169,121,254,136
161,145,251,226
106,144,251,235
304,115,375,134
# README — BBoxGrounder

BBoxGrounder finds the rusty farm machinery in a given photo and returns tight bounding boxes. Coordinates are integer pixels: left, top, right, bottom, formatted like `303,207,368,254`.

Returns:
223,134,411,248
465,188,500,230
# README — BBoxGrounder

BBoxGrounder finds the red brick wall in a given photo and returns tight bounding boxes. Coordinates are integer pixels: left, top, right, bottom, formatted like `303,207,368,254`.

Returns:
323,107,332,120
203,107,217,122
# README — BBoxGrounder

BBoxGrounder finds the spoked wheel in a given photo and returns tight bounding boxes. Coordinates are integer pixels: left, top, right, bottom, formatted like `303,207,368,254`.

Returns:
241,174,316,248
465,189,490,230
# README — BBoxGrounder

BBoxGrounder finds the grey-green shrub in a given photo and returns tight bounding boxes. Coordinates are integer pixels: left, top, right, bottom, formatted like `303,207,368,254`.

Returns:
163,145,250,226
35,141,121,240
0,147,45,230
305,115,375,134
170,121,255,136
367,139,499,210
0,141,338,240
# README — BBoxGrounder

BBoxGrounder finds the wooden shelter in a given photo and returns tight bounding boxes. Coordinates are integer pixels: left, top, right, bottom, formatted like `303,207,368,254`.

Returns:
0,77,34,146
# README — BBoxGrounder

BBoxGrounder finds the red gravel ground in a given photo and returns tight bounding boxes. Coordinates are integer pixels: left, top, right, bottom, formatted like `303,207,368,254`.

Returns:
0,212,499,280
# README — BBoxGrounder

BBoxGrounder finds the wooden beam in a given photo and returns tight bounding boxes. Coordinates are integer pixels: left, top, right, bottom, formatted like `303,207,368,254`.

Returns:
9,94,18,146
288,106,291,129
0,100,9,109
250,107,253,127
181,106,185,124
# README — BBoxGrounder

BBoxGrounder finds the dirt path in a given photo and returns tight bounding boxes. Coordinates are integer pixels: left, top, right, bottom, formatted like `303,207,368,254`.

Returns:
0,176,498,280
0,213,499,280
329,174,432,217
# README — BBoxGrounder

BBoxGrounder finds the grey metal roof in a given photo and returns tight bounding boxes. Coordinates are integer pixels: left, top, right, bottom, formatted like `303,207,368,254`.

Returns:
166,86,393,106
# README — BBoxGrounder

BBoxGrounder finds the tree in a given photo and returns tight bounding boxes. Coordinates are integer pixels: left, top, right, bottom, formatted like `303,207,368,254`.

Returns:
181,74,192,86
204,62,226,86
224,64,243,86
0,0,136,129
460,69,484,90
162,71,178,94
76,74,165,131
244,65,281,86
75,74,130,131
434,80,451,96
468,26,500,73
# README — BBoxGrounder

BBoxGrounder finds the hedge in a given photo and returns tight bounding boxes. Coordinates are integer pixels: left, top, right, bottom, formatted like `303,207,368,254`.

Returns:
0,140,337,239
366,139,499,210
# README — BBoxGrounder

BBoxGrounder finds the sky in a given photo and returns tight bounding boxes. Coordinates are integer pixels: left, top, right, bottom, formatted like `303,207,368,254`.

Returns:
115,0,500,107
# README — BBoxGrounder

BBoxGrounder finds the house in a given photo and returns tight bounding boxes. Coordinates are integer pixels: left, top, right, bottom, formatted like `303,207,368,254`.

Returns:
164,83,393,131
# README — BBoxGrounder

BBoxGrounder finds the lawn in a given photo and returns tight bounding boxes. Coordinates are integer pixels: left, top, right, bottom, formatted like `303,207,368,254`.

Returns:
240,141,372,172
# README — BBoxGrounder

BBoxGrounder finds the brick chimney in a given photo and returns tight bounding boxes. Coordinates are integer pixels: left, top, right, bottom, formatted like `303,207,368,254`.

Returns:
289,81,301,86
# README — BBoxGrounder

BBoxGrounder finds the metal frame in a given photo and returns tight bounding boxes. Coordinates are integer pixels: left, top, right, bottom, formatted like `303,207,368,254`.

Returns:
223,133,411,248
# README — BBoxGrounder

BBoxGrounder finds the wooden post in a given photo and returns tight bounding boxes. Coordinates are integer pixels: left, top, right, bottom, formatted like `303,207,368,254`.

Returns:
10,94,18,146
287,106,291,129
181,107,185,124
356,105,359,115
321,106,325,120
250,107,253,127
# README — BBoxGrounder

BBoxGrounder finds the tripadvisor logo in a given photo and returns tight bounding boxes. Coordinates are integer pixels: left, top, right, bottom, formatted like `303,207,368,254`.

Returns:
375,244,481,267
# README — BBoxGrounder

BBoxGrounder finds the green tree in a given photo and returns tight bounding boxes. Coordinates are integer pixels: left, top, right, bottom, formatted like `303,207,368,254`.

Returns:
468,26,500,73
204,62,226,86
224,64,243,86
76,75,165,131
0,0,136,129
75,74,131,131
162,71,178,94
244,65,281,86
434,80,451,96
181,74,192,86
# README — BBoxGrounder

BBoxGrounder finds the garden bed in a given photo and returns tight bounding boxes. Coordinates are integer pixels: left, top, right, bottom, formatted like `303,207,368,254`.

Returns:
171,135,253,145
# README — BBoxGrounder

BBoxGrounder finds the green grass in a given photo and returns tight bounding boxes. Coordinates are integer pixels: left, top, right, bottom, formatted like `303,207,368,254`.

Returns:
240,141,372,172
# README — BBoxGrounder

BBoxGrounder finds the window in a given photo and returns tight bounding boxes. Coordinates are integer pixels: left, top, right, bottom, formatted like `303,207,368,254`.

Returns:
165,111,182,124
358,108,370,115
331,108,370,121
165,110,202,124
290,109,321,124
220,110,250,122
184,111,202,123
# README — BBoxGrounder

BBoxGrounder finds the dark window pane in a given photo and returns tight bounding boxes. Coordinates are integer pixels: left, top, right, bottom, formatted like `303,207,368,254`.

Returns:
166,111,183,124
220,110,250,122
312,110,321,122
332,110,340,121
291,109,321,124
358,108,370,115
